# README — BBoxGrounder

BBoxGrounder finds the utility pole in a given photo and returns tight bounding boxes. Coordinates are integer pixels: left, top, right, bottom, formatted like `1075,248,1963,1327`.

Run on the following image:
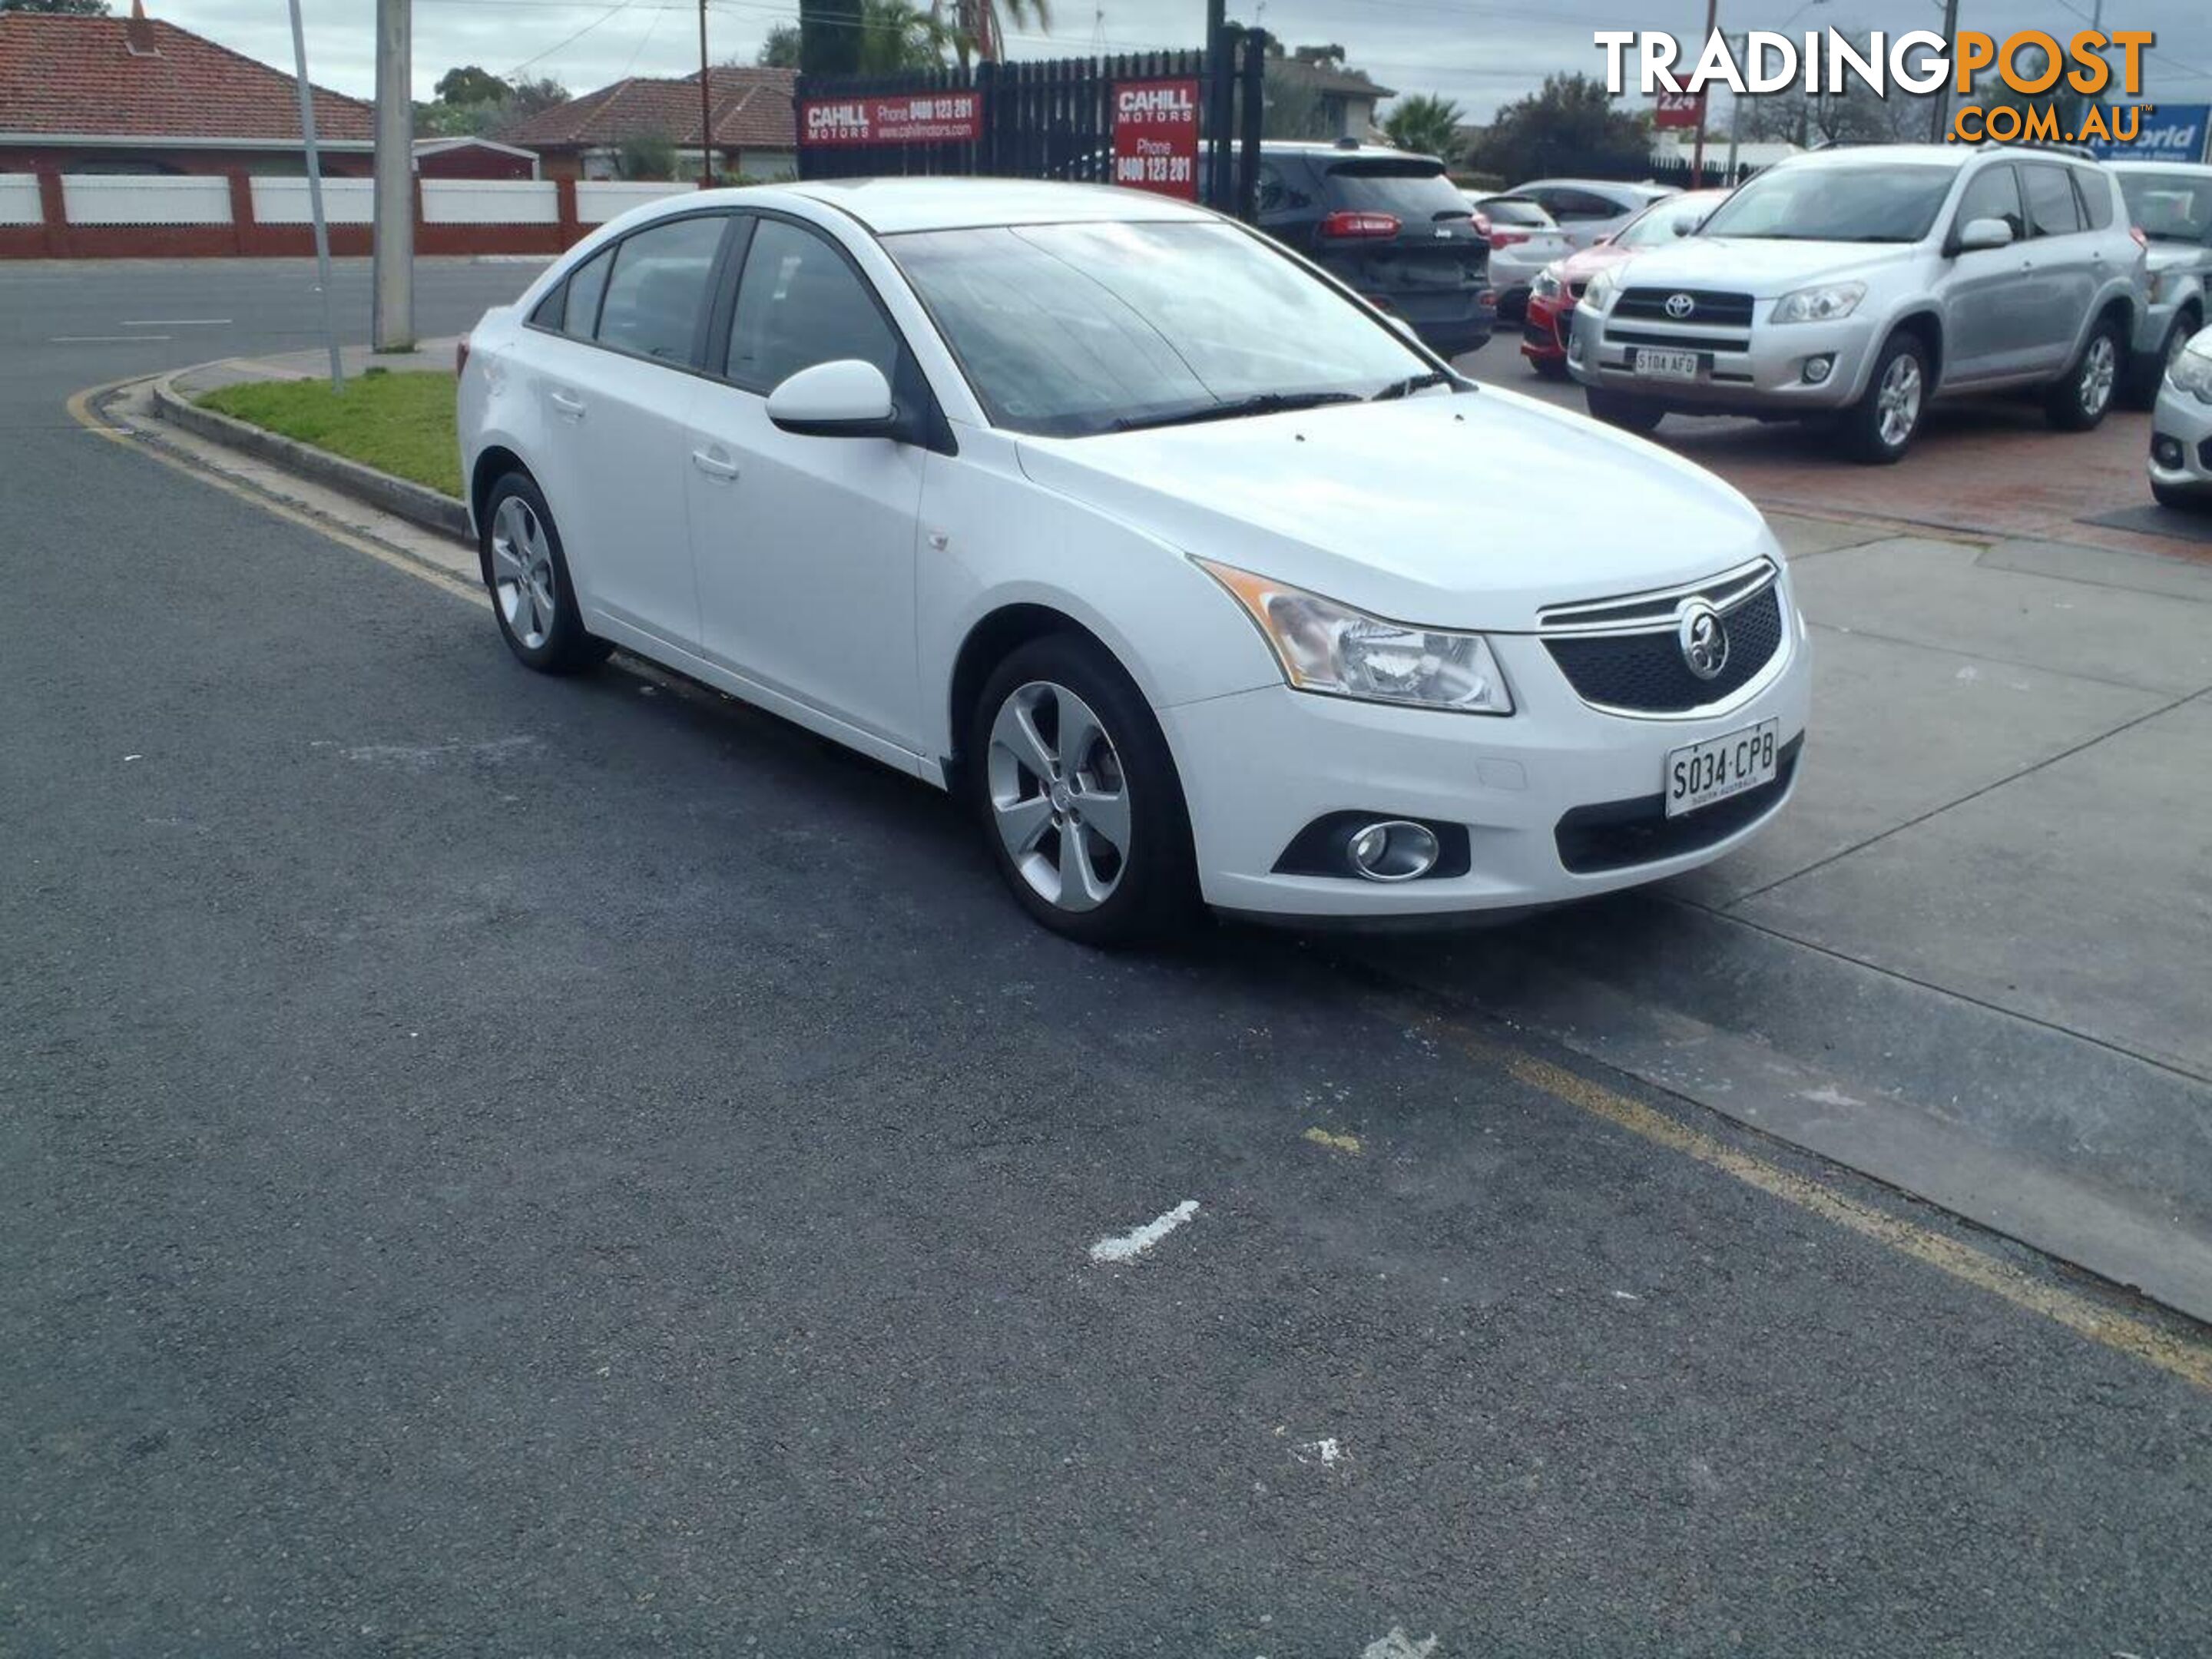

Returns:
1688,0,1718,187
1722,32,1743,183
283,0,342,392
697,0,715,187
371,0,413,352
1929,0,1959,141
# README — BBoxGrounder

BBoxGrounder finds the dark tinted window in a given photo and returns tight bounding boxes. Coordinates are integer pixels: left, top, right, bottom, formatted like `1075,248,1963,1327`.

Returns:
1256,161,1310,213
2071,167,2114,229
531,246,611,339
1955,164,2025,240
726,217,899,391
1479,198,1552,227
529,283,565,329
1545,188,1626,222
1323,160,1471,222
2022,164,2081,237
596,215,726,362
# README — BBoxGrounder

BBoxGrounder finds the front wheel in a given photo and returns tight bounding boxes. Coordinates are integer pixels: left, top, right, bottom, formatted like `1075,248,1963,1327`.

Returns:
2046,317,2122,432
2152,477,2207,512
1838,333,1927,465
2123,310,2199,410
965,635,1197,946
1530,356,1571,382
1584,387,1664,435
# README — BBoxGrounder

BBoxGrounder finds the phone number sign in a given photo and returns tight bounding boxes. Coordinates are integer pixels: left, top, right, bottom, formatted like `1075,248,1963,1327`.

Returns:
1112,78,1200,199
802,91,983,147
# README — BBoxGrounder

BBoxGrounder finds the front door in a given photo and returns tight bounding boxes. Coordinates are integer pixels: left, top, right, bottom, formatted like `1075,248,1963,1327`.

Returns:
1939,164,2042,386
685,215,927,753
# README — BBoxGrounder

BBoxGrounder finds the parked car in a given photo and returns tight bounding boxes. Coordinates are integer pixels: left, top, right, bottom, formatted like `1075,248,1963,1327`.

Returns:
1568,144,2148,463
1506,179,1680,251
1257,141,1495,356
1466,195,1571,321
2111,161,2212,407
1522,187,1733,379
457,179,1809,942
2149,320,2212,509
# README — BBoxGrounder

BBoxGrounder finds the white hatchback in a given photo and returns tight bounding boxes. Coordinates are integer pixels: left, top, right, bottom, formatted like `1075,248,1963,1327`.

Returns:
458,179,1810,943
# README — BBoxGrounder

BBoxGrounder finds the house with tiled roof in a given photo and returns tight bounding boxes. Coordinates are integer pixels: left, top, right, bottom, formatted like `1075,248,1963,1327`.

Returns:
1268,45,1396,143
502,67,796,181
0,2,374,176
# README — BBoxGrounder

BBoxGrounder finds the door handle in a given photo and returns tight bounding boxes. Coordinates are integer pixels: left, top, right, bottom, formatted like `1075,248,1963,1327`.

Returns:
690,449,740,482
548,389,586,419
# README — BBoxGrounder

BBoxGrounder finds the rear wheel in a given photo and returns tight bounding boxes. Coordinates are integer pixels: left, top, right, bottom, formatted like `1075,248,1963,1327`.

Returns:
482,473,611,675
965,634,1197,946
1839,332,1927,465
1584,387,1664,435
2045,316,2122,432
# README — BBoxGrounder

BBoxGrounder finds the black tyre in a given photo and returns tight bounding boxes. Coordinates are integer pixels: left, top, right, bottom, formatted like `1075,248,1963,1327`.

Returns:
965,634,1197,946
481,471,611,675
1838,331,1928,465
1531,356,1571,382
1584,387,1664,435
2152,477,2206,512
2121,310,2199,411
2045,316,2124,432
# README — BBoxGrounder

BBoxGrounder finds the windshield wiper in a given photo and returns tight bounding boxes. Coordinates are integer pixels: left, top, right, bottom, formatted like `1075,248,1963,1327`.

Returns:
1371,369,1465,402
1108,390,1363,433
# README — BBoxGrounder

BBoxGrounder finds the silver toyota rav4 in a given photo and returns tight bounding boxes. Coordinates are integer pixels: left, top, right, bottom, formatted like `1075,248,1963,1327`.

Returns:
1567,144,2147,463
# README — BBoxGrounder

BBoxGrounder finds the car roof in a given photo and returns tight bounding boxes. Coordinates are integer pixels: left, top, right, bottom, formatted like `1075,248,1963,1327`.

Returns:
772,177,1219,233
1512,178,1675,200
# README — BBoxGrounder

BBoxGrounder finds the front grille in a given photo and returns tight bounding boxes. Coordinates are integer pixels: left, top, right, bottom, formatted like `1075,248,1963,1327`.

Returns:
1614,287,1755,327
1603,326,1750,353
1556,739,1802,874
1545,587,1785,714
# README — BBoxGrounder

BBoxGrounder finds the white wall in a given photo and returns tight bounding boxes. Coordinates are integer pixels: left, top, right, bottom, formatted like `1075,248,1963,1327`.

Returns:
575,180,693,224
0,174,41,227
419,177,558,225
250,176,374,225
61,174,230,225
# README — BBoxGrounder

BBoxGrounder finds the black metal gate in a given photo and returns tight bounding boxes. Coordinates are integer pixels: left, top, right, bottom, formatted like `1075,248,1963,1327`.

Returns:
794,28,1270,220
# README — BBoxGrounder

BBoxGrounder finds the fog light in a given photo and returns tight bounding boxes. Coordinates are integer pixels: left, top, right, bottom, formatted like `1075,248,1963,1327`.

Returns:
1347,820,1440,882
2152,434,2184,469
1802,354,1834,385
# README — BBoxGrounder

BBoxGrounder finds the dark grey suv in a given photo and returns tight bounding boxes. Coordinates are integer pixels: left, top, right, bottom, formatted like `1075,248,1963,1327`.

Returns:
1256,141,1495,357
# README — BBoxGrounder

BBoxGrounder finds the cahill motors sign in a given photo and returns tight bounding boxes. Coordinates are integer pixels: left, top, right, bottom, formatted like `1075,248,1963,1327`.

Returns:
1112,78,1200,199
801,91,984,147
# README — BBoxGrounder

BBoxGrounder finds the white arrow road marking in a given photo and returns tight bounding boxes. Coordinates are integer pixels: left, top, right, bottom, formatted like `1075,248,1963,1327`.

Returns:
1088,1199,1198,1264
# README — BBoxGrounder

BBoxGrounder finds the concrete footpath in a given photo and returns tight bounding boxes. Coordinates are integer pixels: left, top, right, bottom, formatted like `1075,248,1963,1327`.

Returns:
124,345,2212,1323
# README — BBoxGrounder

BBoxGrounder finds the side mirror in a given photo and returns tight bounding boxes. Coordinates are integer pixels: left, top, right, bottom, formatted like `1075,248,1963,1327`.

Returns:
1951,216,2014,255
766,359,896,438
1672,216,1697,237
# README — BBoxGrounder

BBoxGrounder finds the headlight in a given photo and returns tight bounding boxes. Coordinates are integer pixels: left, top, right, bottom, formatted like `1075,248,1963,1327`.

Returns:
1771,282,1867,325
1196,559,1513,716
2169,342,2212,403
1583,267,1621,313
1532,267,1565,300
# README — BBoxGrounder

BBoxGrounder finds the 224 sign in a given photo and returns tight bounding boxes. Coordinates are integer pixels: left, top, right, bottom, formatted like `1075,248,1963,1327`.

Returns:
1113,78,1200,200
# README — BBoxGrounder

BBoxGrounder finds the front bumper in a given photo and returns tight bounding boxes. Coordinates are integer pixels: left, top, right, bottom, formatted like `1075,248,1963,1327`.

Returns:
1568,301,1879,414
2150,380,2212,495
1521,293,1572,363
1158,611,1813,920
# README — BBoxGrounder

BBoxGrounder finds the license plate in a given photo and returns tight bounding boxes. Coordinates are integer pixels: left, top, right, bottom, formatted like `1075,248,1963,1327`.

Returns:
1635,348,1702,382
1665,719,1780,819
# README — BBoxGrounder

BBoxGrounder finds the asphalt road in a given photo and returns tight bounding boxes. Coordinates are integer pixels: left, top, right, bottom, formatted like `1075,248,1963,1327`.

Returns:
5,260,2210,1657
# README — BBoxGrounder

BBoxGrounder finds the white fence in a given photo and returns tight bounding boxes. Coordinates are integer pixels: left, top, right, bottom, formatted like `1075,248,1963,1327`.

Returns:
576,180,694,224
61,174,230,226
0,174,40,227
250,175,375,226
420,178,558,225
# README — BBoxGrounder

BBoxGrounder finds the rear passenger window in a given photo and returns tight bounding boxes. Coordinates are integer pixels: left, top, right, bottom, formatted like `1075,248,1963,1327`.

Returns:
2071,168,2114,229
558,247,611,339
1547,189,1619,222
595,215,727,363
725,217,899,392
1955,165,2025,240
2022,165,2082,237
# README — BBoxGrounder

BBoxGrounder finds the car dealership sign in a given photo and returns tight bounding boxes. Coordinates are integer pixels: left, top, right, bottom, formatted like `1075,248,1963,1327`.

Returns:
2081,104,2210,164
801,91,985,147
1112,78,1200,199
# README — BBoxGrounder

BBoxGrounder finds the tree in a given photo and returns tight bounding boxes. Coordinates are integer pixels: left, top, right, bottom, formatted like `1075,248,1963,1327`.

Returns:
1730,34,1929,146
757,23,801,67
434,65,509,106
858,0,955,71
616,129,678,180
1383,93,1465,162
932,0,1050,67
418,69,568,140
0,0,111,12
1472,73,1647,187
1260,65,1333,141
505,76,569,118
801,0,863,75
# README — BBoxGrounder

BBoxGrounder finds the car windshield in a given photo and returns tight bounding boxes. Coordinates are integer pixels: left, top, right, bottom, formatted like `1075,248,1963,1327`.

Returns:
1696,163,1957,243
886,220,1435,438
1612,194,1720,250
1326,160,1473,224
2118,171,2212,243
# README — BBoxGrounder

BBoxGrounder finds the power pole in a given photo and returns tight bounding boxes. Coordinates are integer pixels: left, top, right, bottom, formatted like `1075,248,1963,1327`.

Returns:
1722,32,1743,183
697,0,715,187
371,0,413,353
1688,0,1717,187
1929,0,1959,141
284,0,342,392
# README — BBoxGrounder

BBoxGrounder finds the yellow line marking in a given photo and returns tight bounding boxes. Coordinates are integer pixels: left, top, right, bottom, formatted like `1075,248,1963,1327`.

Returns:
65,379,484,607
1410,1010,2212,1394
1303,1127,1363,1155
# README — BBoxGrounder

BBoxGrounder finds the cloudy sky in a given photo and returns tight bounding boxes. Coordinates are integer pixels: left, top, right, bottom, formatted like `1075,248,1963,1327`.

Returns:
157,0,2212,122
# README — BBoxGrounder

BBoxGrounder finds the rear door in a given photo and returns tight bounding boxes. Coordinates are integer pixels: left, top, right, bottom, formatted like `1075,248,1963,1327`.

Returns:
2018,162,2098,372
1311,157,1488,349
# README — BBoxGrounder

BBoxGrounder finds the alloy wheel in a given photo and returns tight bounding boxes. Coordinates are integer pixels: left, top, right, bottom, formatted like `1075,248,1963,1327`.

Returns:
491,495,558,651
1876,353,1922,450
985,680,1131,913
2080,333,2118,417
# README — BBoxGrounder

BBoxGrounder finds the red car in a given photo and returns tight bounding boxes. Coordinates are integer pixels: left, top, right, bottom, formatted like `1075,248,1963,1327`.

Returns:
1520,187,1733,378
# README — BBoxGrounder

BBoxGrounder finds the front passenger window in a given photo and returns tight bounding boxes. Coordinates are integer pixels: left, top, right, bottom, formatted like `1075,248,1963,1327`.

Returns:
725,218,900,391
1955,165,2025,241
595,215,728,363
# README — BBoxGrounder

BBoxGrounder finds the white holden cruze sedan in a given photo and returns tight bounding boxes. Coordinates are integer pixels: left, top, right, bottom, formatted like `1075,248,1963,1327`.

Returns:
457,179,1810,944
